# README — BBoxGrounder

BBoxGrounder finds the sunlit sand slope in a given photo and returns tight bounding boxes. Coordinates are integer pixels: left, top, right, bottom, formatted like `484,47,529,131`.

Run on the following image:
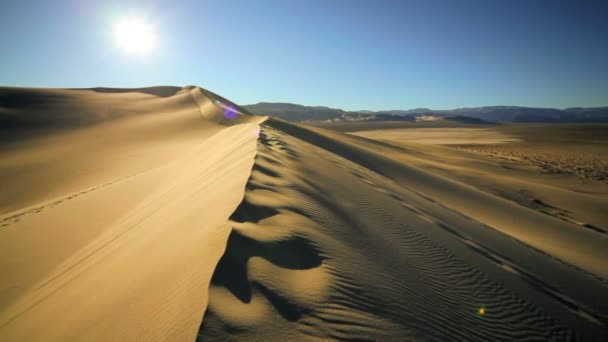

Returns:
199,118,608,341
2,88,607,341
350,125,608,232
0,86,260,341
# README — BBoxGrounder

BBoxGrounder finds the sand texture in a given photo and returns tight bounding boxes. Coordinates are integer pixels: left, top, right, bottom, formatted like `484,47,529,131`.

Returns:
0,86,260,341
2,88,607,341
199,119,608,340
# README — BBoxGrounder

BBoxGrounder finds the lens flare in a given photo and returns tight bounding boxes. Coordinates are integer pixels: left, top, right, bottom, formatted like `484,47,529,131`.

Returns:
223,106,238,120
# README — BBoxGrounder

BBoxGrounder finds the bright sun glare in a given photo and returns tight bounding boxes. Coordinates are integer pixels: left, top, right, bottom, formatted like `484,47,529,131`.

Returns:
115,18,156,55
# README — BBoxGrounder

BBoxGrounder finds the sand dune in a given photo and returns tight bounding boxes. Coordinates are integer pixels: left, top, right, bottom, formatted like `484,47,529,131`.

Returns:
347,127,522,145
0,86,261,341
2,88,607,340
350,125,608,241
199,119,608,340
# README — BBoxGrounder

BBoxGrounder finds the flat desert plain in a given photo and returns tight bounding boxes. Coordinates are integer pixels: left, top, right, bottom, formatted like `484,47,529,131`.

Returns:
1,88,607,341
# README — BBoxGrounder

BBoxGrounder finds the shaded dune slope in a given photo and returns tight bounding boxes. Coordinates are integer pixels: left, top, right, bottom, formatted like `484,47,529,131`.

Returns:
266,120,608,280
2,87,608,341
199,118,608,340
0,86,261,341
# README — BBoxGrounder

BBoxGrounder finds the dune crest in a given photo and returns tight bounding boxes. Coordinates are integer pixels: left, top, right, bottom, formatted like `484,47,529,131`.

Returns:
0,86,261,341
199,119,608,340
2,88,607,341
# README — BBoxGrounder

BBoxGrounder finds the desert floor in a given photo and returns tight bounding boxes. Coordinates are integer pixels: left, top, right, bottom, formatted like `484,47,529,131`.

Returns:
1,88,607,341
350,124,608,232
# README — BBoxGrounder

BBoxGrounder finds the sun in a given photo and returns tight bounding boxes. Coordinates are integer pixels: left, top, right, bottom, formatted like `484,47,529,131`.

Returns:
115,18,156,55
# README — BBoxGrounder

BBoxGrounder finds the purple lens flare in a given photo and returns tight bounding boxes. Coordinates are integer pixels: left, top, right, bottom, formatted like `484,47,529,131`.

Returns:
215,99,238,120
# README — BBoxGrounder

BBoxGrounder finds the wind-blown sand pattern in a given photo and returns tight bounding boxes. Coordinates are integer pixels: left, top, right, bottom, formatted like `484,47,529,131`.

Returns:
1,88,608,341
349,127,521,145
350,125,608,237
0,86,260,341
199,119,608,340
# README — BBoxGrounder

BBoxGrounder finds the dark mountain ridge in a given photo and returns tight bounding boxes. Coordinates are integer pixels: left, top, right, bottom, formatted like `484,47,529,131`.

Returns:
244,102,608,123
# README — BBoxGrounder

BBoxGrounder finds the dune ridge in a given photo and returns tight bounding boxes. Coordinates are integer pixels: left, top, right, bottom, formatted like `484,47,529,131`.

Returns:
199,118,608,340
0,86,261,341
2,87,607,340
265,120,608,280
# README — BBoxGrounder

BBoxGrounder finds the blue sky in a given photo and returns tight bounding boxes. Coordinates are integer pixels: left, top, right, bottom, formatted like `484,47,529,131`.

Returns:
1,0,607,110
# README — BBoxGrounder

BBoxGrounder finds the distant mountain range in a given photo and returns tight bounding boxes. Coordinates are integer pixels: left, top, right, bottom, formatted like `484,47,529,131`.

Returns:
243,103,608,123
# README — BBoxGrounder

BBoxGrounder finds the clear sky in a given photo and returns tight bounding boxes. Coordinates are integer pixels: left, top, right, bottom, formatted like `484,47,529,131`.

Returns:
1,0,607,110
